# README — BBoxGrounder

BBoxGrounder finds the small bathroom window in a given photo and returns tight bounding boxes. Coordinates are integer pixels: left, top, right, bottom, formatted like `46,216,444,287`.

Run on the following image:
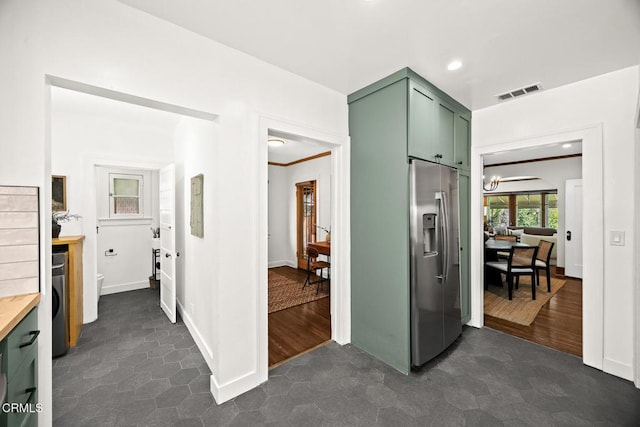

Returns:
109,173,143,217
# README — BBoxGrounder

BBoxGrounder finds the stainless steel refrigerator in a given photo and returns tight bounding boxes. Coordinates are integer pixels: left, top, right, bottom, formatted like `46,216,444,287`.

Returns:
410,159,462,367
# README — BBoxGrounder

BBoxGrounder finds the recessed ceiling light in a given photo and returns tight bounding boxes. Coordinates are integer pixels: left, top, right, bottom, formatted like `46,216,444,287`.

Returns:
447,60,463,71
268,138,285,147
562,143,572,149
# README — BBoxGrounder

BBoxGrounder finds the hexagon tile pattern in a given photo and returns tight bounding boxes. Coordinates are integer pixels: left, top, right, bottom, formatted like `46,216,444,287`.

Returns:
53,289,640,426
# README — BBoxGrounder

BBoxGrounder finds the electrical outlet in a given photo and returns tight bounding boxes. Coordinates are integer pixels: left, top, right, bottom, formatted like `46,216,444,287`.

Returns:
610,231,625,246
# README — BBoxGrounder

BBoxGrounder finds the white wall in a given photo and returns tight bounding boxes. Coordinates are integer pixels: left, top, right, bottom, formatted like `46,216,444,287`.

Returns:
484,156,583,267
473,66,639,381
173,117,219,376
268,165,290,266
268,155,332,267
0,0,348,419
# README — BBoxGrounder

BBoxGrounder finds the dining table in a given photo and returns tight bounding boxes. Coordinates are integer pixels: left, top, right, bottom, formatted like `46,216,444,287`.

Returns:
308,240,330,256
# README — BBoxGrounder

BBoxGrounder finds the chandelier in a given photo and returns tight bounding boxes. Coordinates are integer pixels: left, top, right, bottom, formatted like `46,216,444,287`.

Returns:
483,175,500,192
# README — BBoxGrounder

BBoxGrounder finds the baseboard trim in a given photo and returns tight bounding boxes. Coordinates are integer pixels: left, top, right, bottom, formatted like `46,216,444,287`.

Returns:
603,357,633,381
101,280,148,295
268,260,296,268
210,369,260,404
554,267,565,276
176,299,214,362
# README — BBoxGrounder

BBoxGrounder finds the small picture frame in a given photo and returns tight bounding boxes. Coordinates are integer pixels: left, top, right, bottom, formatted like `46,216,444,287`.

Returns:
52,175,67,211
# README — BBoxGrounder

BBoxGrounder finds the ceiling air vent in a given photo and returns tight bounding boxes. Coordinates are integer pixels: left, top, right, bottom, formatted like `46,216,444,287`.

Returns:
496,82,543,101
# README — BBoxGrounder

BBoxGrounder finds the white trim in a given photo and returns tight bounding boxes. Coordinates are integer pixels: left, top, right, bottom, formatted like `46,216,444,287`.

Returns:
471,124,604,371
603,357,634,381
46,75,218,122
635,96,640,388
210,369,258,405
256,114,350,387
177,299,214,362
268,260,296,269
177,299,250,404
100,280,149,295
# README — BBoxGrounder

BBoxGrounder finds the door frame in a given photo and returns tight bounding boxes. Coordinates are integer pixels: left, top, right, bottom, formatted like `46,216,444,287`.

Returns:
470,124,604,371
257,114,350,385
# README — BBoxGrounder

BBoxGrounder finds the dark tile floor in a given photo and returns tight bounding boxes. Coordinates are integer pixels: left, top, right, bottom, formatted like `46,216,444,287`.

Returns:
54,289,640,426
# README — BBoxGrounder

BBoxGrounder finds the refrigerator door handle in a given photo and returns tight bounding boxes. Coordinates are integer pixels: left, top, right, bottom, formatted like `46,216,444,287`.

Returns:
441,190,450,281
435,191,448,281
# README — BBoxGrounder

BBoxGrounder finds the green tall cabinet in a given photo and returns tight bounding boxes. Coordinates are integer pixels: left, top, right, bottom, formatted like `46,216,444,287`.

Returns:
349,68,471,374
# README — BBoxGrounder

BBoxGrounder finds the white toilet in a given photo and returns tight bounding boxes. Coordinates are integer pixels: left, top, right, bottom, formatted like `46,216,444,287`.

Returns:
97,273,104,302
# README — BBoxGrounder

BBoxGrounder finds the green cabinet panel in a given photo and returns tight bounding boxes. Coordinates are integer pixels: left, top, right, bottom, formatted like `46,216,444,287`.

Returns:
454,113,471,170
350,79,411,374
349,68,470,373
458,171,471,324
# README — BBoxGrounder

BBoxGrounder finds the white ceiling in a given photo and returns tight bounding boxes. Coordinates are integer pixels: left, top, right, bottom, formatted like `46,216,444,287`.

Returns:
483,141,582,166
267,130,331,164
117,0,640,110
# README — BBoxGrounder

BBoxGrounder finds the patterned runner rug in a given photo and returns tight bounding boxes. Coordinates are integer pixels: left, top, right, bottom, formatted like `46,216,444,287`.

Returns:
268,269,328,314
484,276,566,326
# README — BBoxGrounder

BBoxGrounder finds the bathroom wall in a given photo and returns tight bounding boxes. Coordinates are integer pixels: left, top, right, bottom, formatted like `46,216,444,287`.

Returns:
95,166,158,295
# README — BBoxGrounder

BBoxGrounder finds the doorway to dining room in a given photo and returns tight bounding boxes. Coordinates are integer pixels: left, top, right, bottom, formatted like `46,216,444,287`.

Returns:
267,133,333,367
480,140,584,358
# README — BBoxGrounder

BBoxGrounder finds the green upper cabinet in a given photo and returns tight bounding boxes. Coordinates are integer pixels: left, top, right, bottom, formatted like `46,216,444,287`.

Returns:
406,75,470,170
408,81,437,162
454,113,471,170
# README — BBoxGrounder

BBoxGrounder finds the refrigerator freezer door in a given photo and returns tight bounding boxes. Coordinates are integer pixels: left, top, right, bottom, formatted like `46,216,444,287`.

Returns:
440,165,462,348
410,159,444,366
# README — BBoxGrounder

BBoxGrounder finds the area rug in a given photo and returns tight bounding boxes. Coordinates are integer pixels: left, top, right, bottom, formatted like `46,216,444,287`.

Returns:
484,276,566,326
268,270,328,314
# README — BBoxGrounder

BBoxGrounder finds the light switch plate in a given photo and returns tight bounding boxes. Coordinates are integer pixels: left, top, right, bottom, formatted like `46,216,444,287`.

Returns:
610,230,625,246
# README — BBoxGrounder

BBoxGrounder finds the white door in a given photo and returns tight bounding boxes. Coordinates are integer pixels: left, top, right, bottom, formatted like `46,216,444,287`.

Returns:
159,164,177,323
565,179,583,279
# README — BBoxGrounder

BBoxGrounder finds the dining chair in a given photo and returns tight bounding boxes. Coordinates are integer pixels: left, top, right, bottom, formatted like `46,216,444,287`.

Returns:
494,234,517,259
535,240,555,292
303,246,330,295
485,246,538,300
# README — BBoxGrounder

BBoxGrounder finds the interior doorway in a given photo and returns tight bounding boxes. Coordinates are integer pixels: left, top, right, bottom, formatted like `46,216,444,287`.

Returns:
480,140,584,357
267,135,332,367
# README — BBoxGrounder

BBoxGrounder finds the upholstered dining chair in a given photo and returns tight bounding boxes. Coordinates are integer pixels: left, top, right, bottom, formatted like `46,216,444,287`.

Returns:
303,246,330,295
495,234,517,259
535,240,555,292
485,246,538,300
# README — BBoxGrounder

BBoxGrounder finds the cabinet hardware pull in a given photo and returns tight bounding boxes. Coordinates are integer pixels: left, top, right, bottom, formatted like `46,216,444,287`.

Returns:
19,330,40,348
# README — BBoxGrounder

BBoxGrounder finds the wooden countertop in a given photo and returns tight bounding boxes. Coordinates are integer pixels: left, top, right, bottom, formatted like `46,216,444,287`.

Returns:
52,235,85,245
0,293,40,342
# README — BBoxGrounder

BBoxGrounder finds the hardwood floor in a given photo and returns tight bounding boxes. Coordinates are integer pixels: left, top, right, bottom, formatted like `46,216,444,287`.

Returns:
268,266,331,367
485,269,583,357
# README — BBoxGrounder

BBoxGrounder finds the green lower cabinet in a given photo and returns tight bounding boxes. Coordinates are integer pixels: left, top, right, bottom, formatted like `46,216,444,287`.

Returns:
0,308,39,427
